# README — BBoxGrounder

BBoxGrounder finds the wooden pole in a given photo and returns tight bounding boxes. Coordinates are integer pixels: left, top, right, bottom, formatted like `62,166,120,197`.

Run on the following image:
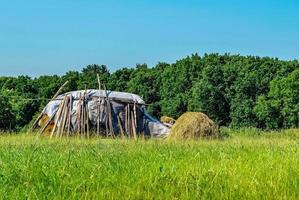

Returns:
29,81,69,133
133,103,137,136
63,98,70,135
131,111,137,140
86,100,90,139
39,109,58,134
80,97,84,136
108,102,114,138
97,74,101,90
106,99,114,138
77,94,82,136
96,98,100,135
59,96,70,137
117,114,125,138
56,96,68,137
97,97,102,136
83,88,88,138
101,83,115,138
50,97,65,138
67,95,72,136
82,98,85,138
96,73,101,136
127,104,131,138
50,96,67,138
124,104,128,136
65,109,69,137
104,99,109,137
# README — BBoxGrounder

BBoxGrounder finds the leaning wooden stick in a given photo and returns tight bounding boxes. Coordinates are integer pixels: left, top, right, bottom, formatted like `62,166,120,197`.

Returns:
104,98,110,137
56,98,66,137
97,73,101,90
133,102,137,135
82,87,87,137
96,74,101,136
81,98,85,137
106,95,114,138
117,114,125,138
50,96,67,138
131,111,137,140
124,105,128,136
97,97,100,135
86,100,90,139
67,95,72,136
127,104,131,138
64,108,70,137
39,109,58,134
50,98,64,138
83,88,88,138
77,94,82,136
108,103,114,138
99,98,104,133
59,96,70,137
29,81,69,133
57,96,69,138
103,85,111,137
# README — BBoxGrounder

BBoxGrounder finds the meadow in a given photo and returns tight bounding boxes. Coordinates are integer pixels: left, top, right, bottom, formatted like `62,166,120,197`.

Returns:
0,129,299,199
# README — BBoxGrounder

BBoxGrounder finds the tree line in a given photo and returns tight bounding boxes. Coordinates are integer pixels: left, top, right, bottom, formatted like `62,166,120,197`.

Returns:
0,53,298,131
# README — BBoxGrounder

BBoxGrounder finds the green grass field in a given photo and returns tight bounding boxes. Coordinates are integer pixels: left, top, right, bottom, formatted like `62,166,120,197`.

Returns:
0,129,299,199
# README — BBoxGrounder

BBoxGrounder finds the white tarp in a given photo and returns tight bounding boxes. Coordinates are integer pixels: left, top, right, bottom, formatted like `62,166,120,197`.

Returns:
42,90,169,137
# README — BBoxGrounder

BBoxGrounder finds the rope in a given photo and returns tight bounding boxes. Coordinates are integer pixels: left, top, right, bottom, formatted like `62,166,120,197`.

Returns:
0,95,149,105
0,96,53,101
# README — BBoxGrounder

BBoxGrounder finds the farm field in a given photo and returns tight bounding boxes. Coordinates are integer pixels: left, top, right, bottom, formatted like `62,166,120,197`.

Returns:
0,129,299,199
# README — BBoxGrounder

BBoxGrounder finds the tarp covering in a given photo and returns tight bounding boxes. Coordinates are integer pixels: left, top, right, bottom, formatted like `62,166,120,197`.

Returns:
42,90,169,137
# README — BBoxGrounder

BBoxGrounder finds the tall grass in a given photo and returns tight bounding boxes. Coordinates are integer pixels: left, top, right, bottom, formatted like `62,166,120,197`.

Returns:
0,129,298,199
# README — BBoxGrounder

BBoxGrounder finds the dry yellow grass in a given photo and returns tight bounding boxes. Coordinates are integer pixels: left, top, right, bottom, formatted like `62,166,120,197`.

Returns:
160,116,176,125
38,114,54,133
168,112,219,139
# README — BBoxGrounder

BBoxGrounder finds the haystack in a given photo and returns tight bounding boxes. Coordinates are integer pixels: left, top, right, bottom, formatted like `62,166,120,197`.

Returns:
160,116,176,125
168,112,218,139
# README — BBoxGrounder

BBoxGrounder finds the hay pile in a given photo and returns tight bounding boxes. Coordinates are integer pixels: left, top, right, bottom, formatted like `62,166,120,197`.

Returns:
168,112,218,139
38,114,54,133
160,116,176,125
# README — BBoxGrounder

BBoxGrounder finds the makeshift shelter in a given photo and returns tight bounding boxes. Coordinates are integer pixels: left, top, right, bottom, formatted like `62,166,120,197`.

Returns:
34,89,169,138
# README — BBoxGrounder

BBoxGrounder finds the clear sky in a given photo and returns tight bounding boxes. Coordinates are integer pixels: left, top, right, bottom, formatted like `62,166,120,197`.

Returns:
0,0,298,76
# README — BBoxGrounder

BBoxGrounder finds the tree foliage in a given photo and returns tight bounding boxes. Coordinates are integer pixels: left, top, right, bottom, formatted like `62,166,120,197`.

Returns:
0,95,15,130
0,53,298,131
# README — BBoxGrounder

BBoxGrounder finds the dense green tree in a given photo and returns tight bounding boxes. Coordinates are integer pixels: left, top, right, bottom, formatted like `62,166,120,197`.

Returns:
0,76,39,130
2,76,37,95
0,77,10,89
127,64,162,116
189,65,230,125
108,67,134,92
228,57,283,127
79,64,110,89
160,54,202,118
0,95,16,130
34,75,62,98
255,69,299,128
62,71,80,91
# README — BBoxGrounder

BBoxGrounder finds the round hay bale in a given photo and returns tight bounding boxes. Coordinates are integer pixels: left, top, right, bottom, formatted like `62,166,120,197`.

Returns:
168,112,218,139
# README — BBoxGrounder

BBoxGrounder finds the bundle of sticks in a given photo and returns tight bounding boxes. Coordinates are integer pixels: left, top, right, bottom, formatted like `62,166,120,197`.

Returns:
50,94,73,138
123,103,138,139
94,97,140,139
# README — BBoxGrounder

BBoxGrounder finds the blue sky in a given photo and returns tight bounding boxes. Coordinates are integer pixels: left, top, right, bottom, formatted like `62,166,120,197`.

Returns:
0,0,298,76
